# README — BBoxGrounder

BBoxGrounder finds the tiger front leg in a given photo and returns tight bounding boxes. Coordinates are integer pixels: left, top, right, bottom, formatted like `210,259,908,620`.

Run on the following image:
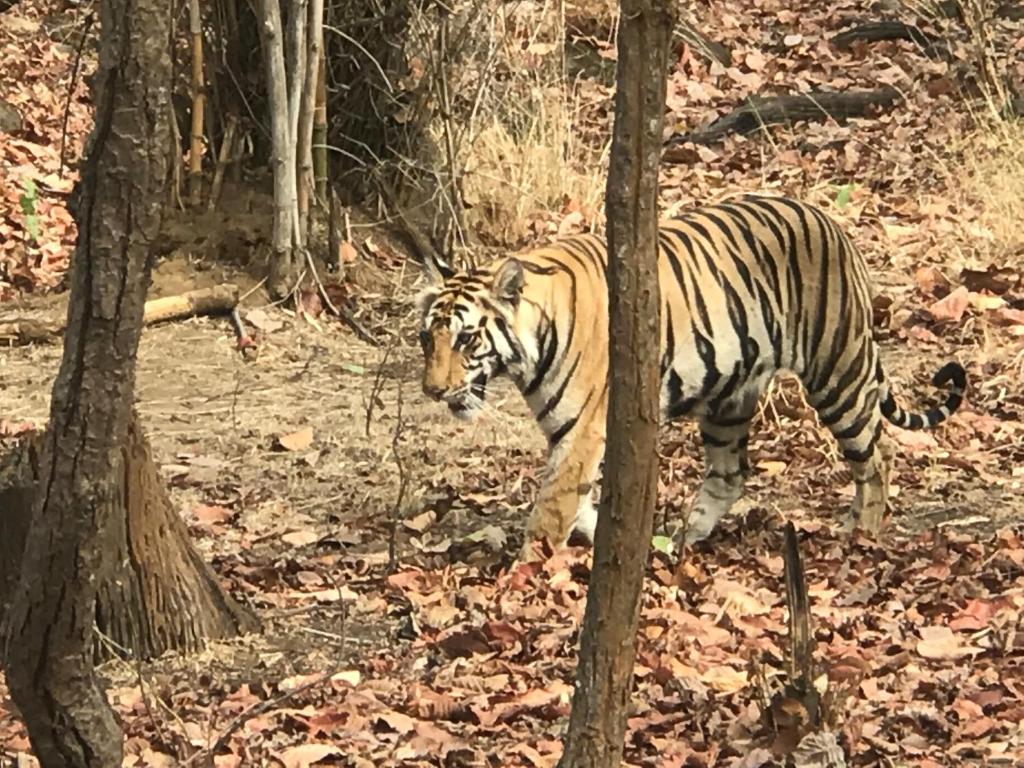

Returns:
521,430,605,560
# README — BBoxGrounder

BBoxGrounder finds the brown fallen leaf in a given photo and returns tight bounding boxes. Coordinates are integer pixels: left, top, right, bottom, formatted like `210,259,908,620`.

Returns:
245,308,284,333
928,286,970,322
992,307,1024,326
191,504,234,526
275,743,342,768
915,265,951,297
281,529,320,548
339,240,358,264
276,426,314,452
916,625,982,660
374,709,416,734
330,669,361,688
700,665,749,694
960,715,997,738
948,599,995,631
403,510,436,533
968,292,1006,312
757,460,788,476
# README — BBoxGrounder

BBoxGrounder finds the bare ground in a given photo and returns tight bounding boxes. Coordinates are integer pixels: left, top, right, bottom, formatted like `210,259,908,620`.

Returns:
1,215,1022,764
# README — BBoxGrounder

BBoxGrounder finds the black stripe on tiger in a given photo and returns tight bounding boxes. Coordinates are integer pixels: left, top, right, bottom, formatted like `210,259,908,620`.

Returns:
416,192,973,555
878,359,967,430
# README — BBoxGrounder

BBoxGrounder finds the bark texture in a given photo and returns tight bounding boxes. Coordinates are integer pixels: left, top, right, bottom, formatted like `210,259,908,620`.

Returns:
0,0,171,761
1,421,258,658
0,1,255,764
259,0,300,298
558,0,674,765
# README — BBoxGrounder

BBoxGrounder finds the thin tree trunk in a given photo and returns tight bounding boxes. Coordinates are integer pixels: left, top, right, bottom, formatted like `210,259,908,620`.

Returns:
558,0,674,765
313,46,328,206
188,0,204,206
285,0,308,165
296,0,323,241
260,0,300,298
0,0,171,762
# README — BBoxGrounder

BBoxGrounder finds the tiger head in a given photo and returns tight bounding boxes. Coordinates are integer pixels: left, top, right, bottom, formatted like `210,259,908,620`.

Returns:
416,258,526,421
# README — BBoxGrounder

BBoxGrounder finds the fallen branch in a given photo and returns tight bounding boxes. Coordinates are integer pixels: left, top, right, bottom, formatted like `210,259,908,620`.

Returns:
665,86,902,148
0,319,64,346
831,21,952,59
302,250,379,346
0,284,241,347
142,284,240,324
832,21,934,49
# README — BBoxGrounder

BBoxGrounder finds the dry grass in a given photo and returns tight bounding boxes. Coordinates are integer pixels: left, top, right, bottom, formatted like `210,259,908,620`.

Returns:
421,0,612,250
458,83,609,246
954,119,1024,257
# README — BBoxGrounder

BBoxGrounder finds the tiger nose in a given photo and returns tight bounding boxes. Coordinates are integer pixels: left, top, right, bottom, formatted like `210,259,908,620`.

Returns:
423,381,445,400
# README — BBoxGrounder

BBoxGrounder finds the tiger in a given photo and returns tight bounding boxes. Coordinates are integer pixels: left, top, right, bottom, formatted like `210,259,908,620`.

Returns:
416,193,966,560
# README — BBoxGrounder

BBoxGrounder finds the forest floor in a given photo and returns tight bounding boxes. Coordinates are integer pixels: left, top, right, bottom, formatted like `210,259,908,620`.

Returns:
2,0,1024,766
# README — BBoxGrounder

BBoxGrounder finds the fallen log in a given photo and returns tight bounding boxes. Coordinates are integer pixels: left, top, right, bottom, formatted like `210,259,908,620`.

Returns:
832,21,933,49
142,283,239,324
665,86,902,148
0,284,240,347
831,21,952,59
0,318,64,346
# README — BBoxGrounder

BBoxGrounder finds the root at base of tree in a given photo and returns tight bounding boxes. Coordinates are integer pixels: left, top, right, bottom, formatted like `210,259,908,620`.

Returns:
0,415,259,660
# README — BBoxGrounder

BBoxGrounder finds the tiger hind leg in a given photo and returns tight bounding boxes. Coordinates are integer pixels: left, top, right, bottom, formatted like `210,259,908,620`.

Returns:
683,415,752,544
811,389,892,534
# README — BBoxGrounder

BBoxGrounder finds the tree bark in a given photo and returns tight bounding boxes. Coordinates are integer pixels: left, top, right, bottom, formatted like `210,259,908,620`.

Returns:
0,420,258,658
0,2,256,764
260,0,301,299
297,0,324,239
558,0,673,765
188,0,205,206
0,0,170,763
313,47,328,205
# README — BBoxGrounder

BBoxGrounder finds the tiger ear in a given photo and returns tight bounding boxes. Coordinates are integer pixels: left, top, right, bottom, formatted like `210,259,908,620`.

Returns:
492,259,524,305
419,251,454,287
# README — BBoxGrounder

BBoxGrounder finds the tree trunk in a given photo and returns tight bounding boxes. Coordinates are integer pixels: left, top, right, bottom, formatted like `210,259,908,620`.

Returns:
0,1,254,764
188,0,205,206
296,0,323,240
313,47,328,205
558,1,674,766
260,0,301,299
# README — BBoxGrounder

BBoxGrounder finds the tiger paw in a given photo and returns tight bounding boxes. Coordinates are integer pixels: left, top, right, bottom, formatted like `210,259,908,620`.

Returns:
571,500,598,542
678,506,727,546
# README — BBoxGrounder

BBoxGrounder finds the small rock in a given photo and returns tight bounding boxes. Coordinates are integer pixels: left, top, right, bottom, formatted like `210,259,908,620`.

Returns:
0,99,22,134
